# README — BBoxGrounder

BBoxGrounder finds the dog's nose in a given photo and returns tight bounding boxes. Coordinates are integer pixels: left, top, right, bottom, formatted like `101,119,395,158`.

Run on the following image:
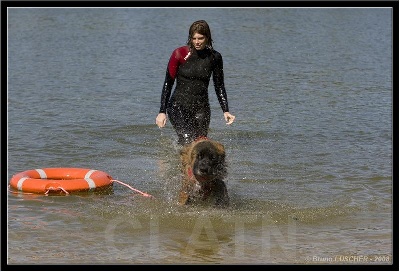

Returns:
199,161,214,175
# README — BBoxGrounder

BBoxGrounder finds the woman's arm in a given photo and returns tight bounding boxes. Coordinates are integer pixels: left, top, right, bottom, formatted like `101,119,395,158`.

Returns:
213,51,235,125
212,51,229,113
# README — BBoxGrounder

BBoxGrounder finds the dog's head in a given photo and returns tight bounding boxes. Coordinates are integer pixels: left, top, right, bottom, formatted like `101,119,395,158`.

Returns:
181,139,227,182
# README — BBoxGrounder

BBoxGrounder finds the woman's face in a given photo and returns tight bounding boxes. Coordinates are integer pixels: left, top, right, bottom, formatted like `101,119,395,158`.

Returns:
192,32,206,50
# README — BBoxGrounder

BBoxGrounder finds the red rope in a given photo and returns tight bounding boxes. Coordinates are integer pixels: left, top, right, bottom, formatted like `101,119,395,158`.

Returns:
44,187,70,195
111,179,154,198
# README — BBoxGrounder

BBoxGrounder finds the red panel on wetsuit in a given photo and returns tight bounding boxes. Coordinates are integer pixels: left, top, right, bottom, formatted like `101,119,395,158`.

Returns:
168,46,191,79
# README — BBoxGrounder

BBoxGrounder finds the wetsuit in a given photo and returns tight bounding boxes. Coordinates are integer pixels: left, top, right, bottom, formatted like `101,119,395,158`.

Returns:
159,46,229,145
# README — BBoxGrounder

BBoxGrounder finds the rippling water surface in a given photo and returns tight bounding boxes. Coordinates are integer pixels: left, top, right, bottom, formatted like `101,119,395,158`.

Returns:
7,7,393,265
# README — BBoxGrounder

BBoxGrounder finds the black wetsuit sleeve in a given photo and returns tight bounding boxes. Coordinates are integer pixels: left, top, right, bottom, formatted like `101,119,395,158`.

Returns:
159,69,175,113
212,52,229,113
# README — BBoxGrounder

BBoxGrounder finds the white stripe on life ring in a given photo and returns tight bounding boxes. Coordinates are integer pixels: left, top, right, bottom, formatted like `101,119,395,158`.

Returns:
84,170,97,189
17,177,29,191
35,169,47,179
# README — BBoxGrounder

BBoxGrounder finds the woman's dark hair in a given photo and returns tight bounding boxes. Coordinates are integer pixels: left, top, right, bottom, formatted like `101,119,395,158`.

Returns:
186,20,213,49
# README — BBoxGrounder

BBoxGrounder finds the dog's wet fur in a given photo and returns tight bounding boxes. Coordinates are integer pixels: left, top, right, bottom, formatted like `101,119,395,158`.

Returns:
178,138,229,207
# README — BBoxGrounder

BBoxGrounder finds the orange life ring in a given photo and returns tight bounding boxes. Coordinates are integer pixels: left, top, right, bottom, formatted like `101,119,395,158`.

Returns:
9,168,113,194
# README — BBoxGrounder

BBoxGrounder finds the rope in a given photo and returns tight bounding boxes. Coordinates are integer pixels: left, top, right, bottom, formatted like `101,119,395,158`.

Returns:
111,179,154,198
44,187,70,196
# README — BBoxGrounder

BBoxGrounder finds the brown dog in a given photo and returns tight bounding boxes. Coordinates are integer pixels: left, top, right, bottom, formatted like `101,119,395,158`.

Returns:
178,137,229,207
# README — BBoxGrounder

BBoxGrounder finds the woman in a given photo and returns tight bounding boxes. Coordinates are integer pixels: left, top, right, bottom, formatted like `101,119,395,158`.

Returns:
155,20,235,145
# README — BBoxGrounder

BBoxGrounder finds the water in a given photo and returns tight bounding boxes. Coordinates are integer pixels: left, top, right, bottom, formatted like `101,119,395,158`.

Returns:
7,8,393,265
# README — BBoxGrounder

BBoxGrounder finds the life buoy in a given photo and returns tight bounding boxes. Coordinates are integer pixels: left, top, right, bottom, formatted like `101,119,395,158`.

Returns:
9,168,113,195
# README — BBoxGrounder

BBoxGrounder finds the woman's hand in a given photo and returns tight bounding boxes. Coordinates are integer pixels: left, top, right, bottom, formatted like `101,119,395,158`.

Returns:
156,113,167,128
224,112,235,125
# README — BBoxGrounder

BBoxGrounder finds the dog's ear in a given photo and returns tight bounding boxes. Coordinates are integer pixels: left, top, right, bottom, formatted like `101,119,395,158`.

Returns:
180,143,193,169
213,141,226,157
